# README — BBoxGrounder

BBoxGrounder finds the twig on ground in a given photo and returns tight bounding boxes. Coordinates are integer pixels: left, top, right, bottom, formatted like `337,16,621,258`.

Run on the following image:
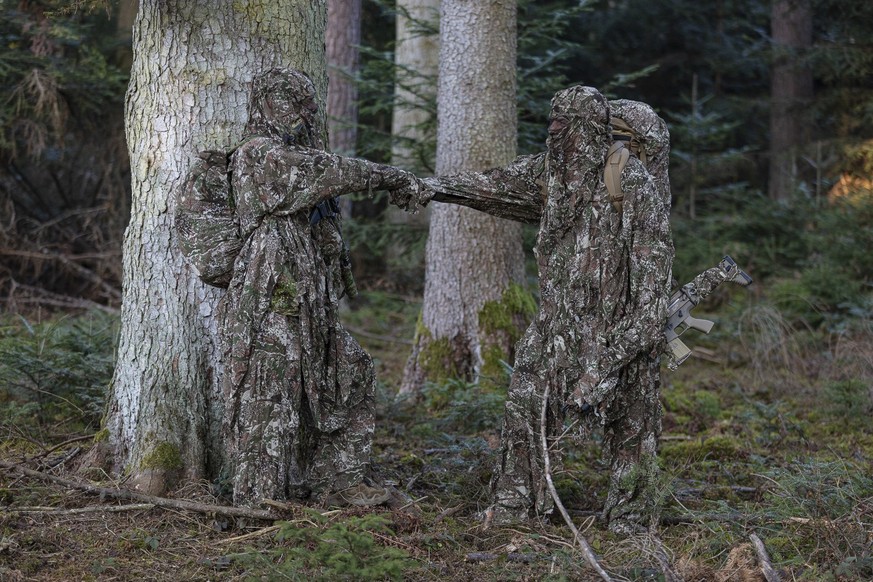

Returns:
540,384,614,582
0,460,276,521
215,524,281,545
38,433,98,458
5,503,155,515
647,534,683,582
749,533,781,582
435,504,464,523
465,552,537,563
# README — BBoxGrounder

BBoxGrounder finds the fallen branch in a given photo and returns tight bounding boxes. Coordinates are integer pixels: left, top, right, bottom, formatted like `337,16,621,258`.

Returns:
0,461,276,521
39,433,98,458
215,524,281,545
6,503,155,515
749,533,781,582
648,534,683,582
465,552,537,564
540,384,614,582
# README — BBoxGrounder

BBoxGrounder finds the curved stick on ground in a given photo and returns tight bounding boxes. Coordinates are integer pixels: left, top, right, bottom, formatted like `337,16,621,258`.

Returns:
540,385,614,582
749,533,781,582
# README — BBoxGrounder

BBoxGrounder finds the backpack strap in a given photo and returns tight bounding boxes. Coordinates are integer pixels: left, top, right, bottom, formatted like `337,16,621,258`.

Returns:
604,116,647,213
604,141,630,212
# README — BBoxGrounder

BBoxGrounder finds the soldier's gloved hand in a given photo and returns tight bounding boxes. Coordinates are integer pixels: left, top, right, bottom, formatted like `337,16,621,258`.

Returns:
388,174,431,213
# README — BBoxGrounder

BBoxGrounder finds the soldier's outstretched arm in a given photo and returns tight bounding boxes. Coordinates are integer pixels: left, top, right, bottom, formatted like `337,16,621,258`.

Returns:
420,153,547,224
261,146,426,215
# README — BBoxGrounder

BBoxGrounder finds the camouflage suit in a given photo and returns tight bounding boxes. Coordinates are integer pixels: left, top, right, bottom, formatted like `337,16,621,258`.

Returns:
416,87,674,529
179,69,424,506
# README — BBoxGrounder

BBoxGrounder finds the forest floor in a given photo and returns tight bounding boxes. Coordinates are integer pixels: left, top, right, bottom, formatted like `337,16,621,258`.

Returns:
1,291,872,581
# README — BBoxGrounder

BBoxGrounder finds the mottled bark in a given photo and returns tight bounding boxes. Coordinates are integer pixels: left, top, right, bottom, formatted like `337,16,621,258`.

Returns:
106,0,328,495
400,0,526,395
768,0,813,200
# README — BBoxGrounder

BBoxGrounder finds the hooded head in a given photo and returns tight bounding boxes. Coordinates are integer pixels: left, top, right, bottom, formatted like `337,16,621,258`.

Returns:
546,85,610,169
244,68,323,147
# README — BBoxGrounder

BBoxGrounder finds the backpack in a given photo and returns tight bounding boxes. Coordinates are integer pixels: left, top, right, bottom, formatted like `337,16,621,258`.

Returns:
175,150,243,288
175,148,357,296
603,116,647,213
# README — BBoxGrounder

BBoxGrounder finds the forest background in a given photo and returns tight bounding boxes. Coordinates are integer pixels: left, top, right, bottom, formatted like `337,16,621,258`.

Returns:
0,0,872,580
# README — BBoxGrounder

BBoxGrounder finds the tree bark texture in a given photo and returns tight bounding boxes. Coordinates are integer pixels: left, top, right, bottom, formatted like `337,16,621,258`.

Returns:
326,0,361,156
400,0,526,394
106,0,327,495
768,0,813,200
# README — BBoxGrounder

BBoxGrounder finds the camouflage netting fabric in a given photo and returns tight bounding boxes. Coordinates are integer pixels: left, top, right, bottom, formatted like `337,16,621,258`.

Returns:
420,87,674,530
177,69,423,506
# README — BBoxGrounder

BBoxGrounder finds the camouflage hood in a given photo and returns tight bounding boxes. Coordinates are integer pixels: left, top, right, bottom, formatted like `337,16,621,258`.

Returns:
546,85,610,176
244,68,324,148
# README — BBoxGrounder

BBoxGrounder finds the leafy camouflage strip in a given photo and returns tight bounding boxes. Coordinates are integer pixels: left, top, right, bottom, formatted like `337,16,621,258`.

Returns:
179,68,424,506
415,87,674,528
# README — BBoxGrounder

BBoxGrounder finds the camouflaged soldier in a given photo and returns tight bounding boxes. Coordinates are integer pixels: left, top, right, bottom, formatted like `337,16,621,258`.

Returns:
178,68,427,507
405,87,674,531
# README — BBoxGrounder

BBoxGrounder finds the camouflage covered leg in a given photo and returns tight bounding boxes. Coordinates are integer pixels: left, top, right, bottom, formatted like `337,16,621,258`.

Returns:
227,311,307,505
306,329,376,497
489,328,563,523
600,356,663,533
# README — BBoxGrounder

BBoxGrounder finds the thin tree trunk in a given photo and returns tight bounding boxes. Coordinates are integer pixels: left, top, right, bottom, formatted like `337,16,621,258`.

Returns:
768,0,812,200
391,0,439,173
400,0,525,394
105,0,327,495
326,0,361,157
385,0,439,290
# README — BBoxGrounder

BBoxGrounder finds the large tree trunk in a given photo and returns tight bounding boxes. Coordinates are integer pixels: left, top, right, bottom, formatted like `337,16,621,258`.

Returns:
400,0,526,394
105,0,327,495
768,0,813,200
326,0,360,157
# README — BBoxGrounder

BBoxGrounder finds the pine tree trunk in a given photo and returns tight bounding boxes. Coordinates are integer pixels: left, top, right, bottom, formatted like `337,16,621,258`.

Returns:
400,0,525,394
385,0,439,290
391,0,439,172
105,0,327,495
768,0,812,200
